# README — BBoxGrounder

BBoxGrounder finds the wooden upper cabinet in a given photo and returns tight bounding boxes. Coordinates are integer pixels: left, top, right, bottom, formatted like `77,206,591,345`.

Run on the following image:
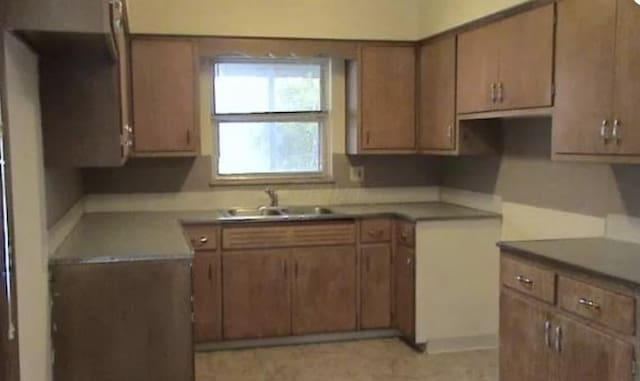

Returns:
360,244,392,329
457,4,554,114
222,250,291,340
131,38,199,156
418,36,456,152
457,22,501,114
556,314,634,381
612,0,640,155
351,44,416,153
553,0,617,156
497,5,554,111
500,291,554,381
291,246,357,335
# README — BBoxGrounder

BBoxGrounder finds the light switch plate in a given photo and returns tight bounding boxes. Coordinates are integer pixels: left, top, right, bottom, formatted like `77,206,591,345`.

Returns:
350,166,365,183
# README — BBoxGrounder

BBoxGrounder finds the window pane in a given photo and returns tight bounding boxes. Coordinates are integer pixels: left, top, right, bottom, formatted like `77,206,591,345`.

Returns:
214,62,322,114
218,122,321,175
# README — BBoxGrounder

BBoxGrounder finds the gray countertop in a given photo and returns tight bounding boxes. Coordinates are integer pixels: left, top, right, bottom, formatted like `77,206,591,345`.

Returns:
51,202,500,265
499,238,640,288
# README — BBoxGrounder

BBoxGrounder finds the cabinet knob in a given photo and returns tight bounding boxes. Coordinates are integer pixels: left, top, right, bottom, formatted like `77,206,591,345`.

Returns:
198,236,208,244
406,257,412,266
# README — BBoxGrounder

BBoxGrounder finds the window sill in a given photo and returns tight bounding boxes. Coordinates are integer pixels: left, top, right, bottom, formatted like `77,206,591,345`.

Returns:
209,176,336,187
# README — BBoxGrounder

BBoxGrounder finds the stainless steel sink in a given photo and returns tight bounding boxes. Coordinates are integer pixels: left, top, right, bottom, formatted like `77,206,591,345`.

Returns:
221,206,334,219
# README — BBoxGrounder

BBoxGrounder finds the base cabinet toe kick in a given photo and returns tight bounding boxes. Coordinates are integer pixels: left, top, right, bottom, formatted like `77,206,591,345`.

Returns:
500,250,638,381
185,219,419,349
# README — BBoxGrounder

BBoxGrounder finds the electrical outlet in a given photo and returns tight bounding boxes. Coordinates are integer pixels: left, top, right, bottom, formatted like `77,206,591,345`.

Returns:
350,166,365,183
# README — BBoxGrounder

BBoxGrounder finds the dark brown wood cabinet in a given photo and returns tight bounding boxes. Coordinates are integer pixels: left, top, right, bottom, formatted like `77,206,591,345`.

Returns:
222,249,291,340
554,0,640,161
418,36,456,152
360,244,392,329
394,239,415,341
131,38,199,156
292,246,357,335
192,252,221,342
457,4,554,114
51,260,193,381
347,44,416,154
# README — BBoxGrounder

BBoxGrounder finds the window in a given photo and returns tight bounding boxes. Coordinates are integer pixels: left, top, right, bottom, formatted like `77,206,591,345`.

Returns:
212,59,330,182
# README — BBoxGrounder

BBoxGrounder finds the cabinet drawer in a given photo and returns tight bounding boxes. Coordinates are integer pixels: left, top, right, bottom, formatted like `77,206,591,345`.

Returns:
501,256,555,303
222,222,356,250
558,276,635,335
396,221,415,247
360,219,392,243
184,225,219,251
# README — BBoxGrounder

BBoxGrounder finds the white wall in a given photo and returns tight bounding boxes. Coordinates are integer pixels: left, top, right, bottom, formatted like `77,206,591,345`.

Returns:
5,32,51,381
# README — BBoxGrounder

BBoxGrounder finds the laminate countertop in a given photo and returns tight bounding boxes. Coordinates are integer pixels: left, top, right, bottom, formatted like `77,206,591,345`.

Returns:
50,202,500,265
499,238,640,289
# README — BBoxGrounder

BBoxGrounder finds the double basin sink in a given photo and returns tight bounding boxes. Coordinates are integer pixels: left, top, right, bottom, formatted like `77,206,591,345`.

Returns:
220,206,336,221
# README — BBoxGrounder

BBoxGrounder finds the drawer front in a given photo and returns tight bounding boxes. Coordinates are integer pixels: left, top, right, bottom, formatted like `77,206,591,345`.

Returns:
558,276,635,335
222,222,356,250
360,219,392,243
396,221,415,247
501,256,556,304
184,225,219,251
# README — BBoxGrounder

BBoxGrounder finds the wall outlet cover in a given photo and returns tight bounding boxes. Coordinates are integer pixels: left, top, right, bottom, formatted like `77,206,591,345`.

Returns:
350,166,365,183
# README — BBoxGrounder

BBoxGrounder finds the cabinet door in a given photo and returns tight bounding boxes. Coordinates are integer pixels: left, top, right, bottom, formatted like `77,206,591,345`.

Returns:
497,4,554,111
418,36,456,151
360,244,392,329
192,252,221,342
553,0,617,155
556,315,634,381
457,22,501,113
394,244,415,340
292,246,357,335
500,291,553,381
360,45,416,151
612,0,640,155
222,250,291,339
131,38,198,155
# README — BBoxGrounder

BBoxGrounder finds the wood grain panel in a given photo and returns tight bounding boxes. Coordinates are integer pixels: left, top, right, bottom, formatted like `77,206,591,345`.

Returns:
183,224,219,251
192,252,221,342
418,36,456,151
557,276,635,335
360,219,392,244
360,244,392,329
501,256,556,304
292,246,357,335
222,222,355,250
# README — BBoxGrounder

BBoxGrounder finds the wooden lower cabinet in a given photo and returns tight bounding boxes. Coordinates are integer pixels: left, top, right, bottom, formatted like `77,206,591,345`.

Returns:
51,260,193,381
394,244,415,340
192,251,221,342
500,291,553,381
222,249,291,340
360,244,392,329
292,246,357,335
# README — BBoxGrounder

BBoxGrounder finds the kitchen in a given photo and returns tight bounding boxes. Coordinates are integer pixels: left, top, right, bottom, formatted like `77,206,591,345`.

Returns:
0,0,639,380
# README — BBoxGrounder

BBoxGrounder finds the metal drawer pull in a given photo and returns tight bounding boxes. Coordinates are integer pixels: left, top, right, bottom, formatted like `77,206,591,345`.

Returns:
490,83,497,103
544,321,551,348
555,326,562,353
612,119,621,144
198,236,208,244
578,298,601,311
600,120,610,144
497,82,504,103
516,275,533,286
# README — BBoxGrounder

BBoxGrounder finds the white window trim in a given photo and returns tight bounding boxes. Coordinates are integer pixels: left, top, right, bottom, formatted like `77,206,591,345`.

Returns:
210,57,333,185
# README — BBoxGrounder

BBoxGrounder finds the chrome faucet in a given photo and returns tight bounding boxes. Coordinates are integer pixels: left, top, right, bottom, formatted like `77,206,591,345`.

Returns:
265,188,279,207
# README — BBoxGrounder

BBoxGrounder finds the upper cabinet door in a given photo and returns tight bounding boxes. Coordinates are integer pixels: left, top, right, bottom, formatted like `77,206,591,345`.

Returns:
553,0,617,155
360,45,416,151
457,22,501,114
497,4,555,111
612,0,640,155
131,38,199,156
418,36,456,152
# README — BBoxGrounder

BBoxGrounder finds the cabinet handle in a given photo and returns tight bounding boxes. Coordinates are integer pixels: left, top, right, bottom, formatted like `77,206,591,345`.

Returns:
515,275,533,287
368,229,384,238
578,297,601,311
490,83,497,103
198,236,208,245
406,257,412,266
365,131,371,145
600,120,610,144
554,326,562,353
497,82,504,103
447,124,453,142
544,321,551,348
612,119,621,145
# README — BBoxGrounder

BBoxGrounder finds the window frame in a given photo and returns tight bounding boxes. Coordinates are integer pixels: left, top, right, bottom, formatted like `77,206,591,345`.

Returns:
210,57,332,184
